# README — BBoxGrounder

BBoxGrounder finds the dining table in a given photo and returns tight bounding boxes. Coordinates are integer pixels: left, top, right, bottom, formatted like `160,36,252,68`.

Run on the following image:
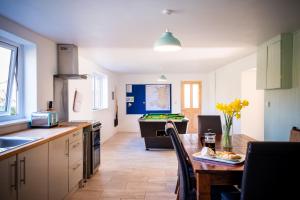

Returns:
179,133,255,200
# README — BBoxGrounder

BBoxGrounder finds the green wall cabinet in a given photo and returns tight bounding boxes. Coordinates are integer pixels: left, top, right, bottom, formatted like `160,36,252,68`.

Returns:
257,33,293,89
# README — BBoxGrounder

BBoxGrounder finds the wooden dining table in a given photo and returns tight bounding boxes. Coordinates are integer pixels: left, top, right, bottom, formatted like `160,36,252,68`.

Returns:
179,133,255,200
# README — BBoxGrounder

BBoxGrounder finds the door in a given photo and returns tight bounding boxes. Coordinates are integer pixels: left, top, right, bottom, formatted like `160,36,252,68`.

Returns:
0,156,17,200
181,81,202,133
18,143,48,200
49,135,69,200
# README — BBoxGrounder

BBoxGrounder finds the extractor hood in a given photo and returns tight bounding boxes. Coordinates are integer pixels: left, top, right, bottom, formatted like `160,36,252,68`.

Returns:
54,44,87,79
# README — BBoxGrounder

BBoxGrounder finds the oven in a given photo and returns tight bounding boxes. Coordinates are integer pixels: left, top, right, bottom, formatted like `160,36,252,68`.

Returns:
83,121,101,181
91,122,101,174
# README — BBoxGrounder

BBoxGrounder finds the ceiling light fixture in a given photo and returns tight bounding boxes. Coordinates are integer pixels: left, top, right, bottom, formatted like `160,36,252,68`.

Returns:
157,74,167,82
154,9,182,52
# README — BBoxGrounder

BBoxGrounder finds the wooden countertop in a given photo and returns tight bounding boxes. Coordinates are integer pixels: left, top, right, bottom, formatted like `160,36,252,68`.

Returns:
0,122,91,161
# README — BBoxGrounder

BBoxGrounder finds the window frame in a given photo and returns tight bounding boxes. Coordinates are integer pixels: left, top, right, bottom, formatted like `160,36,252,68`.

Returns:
0,37,24,122
92,73,108,111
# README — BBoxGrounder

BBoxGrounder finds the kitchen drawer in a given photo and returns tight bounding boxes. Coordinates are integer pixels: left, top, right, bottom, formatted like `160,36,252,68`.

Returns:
69,129,83,144
69,160,83,191
69,140,83,165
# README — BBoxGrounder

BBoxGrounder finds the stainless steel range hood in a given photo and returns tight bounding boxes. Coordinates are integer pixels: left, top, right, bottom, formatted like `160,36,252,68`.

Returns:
54,44,87,122
55,44,87,79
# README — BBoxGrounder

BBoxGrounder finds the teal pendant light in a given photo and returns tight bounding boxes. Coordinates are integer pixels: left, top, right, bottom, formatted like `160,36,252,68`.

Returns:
157,74,167,82
154,29,182,52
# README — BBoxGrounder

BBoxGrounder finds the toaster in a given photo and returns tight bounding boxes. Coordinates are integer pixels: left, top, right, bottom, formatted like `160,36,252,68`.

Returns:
30,112,59,128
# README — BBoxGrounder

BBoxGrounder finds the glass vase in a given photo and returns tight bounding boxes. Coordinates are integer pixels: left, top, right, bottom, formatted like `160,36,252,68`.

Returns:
222,125,232,150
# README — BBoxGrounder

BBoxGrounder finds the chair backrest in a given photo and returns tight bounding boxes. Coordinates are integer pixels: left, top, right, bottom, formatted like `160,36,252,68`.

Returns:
290,127,300,142
241,142,300,200
165,122,196,200
198,115,222,134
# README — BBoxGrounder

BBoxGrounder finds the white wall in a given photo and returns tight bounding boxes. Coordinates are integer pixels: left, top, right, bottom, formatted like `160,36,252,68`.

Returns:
117,54,259,134
0,16,56,114
0,16,118,142
208,53,257,133
0,16,261,141
241,69,264,140
68,56,119,142
117,73,210,132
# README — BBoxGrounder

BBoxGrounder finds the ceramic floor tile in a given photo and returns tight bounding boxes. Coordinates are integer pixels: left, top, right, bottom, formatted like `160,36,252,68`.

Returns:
69,132,177,200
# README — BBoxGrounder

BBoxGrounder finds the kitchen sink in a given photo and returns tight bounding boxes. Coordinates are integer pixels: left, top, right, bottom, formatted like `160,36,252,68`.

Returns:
0,136,42,153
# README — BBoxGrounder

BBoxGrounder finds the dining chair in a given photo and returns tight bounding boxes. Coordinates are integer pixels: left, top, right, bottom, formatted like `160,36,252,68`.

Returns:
290,126,300,142
198,115,222,134
221,142,300,200
166,122,236,200
165,122,197,200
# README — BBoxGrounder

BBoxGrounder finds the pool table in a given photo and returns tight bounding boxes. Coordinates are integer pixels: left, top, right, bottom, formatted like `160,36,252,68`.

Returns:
138,113,189,150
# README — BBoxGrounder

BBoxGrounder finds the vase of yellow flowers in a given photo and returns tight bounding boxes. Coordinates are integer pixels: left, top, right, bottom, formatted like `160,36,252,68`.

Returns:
216,99,249,149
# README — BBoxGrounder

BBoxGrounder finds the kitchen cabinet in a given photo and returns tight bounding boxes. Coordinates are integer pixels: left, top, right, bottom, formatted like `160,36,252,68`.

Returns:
256,43,268,89
68,129,83,191
18,143,48,200
256,33,293,89
49,134,69,200
0,156,17,200
0,128,84,200
49,128,84,197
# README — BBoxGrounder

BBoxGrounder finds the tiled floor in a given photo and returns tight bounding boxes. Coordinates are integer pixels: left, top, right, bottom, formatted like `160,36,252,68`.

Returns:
68,132,178,200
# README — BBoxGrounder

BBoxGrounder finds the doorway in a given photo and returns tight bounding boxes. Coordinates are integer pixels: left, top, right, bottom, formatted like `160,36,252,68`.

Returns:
181,81,202,133
241,68,264,140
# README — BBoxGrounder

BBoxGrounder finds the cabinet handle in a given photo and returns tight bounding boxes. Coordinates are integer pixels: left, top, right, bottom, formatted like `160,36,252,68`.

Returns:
20,157,26,184
10,161,17,190
72,142,80,149
73,132,80,137
65,139,69,156
72,163,81,171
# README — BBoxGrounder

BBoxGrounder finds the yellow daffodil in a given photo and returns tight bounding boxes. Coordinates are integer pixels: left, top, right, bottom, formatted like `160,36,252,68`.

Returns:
216,99,249,134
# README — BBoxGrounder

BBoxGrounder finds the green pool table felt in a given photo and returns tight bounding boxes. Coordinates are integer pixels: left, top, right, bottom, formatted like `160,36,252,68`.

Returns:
141,114,186,120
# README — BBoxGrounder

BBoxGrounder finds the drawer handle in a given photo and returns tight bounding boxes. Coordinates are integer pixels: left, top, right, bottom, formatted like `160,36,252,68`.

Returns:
65,139,69,156
72,142,80,149
20,157,26,184
10,161,17,190
72,163,81,171
73,132,80,137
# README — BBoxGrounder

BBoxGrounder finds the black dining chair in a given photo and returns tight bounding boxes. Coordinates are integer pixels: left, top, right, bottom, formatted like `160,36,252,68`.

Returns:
198,115,222,134
165,122,197,200
166,122,236,200
221,141,300,200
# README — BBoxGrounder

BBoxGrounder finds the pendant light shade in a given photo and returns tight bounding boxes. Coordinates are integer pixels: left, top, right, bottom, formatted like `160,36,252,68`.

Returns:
157,75,167,82
154,30,182,52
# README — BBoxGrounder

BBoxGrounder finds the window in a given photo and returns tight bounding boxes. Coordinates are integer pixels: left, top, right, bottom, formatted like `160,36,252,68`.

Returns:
0,39,23,121
92,73,108,110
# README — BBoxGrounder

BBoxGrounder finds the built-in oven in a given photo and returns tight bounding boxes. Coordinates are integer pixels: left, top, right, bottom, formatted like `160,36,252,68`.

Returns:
83,121,101,181
91,122,101,174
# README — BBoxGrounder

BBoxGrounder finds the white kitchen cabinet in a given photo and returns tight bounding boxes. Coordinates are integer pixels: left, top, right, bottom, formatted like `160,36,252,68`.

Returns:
0,128,84,200
68,129,83,191
0,156,17,200
256,43,268,89
257,33,293,89
49,134,69,200
18,143,49,200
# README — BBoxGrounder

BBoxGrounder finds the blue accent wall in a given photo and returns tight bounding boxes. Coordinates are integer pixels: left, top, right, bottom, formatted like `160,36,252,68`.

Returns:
264,31,300,141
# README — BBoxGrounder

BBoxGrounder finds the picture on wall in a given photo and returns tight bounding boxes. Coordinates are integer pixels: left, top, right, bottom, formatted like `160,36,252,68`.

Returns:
126,84,172,114
145,84,171,111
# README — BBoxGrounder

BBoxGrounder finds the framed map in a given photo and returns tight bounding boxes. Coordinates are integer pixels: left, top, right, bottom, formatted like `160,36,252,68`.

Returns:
126,84,171,114
145,84,171,111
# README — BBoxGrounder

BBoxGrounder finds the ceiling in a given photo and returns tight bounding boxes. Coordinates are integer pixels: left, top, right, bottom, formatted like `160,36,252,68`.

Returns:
1,0,300,74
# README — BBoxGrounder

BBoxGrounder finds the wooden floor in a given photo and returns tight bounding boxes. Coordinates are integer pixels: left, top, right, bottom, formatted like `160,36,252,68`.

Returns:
69,132,177,200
